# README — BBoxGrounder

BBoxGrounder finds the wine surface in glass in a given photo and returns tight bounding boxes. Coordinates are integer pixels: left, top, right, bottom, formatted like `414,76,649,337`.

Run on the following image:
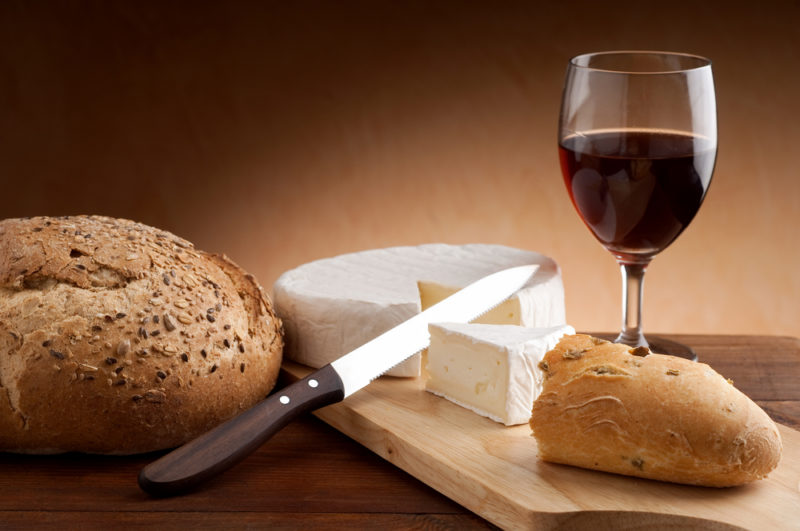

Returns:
559,130,715,260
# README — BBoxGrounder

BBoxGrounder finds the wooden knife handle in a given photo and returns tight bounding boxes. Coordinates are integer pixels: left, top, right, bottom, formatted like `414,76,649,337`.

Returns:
138,364,345,497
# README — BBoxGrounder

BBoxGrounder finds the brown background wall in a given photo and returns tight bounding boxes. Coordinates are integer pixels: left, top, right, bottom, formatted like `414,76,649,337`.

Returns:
1,1,798,338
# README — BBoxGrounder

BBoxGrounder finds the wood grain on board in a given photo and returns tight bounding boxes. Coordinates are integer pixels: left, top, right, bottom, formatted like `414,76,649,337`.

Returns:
282,334,800,530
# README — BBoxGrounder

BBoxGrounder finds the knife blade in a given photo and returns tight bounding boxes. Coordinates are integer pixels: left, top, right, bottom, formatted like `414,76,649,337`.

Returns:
138,264,538,497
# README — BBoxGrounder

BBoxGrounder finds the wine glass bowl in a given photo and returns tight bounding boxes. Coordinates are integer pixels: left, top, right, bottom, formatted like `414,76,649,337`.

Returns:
558,51,717,359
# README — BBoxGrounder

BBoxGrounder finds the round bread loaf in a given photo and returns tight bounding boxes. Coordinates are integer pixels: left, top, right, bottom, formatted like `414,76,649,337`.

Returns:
531,334,782,487
0,215,283,454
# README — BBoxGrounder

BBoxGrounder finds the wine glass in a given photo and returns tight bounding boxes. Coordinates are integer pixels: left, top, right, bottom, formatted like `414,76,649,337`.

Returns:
558,51,716,360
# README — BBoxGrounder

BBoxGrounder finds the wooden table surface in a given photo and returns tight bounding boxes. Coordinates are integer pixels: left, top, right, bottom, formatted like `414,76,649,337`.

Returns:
1,334,798,530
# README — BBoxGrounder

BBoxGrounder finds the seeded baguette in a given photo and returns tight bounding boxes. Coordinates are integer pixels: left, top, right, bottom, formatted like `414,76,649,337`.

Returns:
0,215,283,454
530,334,782,487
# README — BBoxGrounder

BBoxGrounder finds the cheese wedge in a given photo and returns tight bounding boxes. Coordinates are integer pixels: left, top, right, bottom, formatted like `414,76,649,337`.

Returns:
273,244,565,377
425,323,574,425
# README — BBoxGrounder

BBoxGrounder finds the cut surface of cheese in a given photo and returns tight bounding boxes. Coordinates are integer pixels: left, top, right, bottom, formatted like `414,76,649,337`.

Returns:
425,322,575,425
419,281,534,324
273,244,565,377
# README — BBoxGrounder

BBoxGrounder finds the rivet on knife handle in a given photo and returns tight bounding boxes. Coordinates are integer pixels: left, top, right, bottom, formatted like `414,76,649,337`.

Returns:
137,364,345,497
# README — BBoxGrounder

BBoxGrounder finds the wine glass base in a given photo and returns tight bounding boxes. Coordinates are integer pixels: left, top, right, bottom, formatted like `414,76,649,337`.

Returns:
587,333,698,361
643,336,698,361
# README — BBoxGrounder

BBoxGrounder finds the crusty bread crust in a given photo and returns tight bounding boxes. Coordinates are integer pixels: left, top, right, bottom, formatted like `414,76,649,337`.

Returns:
530,334,782,487
0,216,283,454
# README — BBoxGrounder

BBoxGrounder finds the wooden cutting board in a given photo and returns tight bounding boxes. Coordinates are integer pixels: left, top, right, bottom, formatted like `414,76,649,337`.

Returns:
282,360,800,530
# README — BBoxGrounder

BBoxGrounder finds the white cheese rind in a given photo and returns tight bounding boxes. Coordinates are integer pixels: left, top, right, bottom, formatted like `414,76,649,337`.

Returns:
273,244,566,377
425,323,575,425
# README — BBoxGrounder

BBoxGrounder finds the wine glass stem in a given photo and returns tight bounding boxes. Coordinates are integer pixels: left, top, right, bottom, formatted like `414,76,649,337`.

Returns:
617,261,650,347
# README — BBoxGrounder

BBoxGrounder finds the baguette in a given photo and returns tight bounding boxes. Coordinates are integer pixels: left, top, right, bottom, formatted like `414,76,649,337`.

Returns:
530,334,782,487
0,215,283,454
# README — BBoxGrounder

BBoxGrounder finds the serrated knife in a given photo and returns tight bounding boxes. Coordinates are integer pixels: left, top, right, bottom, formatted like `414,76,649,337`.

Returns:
138,264,538,496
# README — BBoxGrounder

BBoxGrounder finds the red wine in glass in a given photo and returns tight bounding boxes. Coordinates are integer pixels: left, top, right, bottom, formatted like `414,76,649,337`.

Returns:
560,130,715,263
